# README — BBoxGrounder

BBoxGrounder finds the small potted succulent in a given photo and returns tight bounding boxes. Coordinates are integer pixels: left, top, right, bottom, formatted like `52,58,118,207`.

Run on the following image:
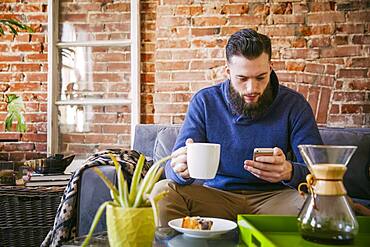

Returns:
82,153,171,247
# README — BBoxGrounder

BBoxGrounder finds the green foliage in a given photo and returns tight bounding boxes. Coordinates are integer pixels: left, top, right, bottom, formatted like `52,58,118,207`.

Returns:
1,19,33,133
0,19,33,36
5,94,26,132
81,153,172,247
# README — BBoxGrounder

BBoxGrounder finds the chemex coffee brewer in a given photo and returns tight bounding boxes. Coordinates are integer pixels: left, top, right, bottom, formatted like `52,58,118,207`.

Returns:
297,145,358,244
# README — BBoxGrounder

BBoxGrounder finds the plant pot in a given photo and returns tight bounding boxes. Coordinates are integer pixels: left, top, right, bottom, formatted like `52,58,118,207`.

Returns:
106,205,155,247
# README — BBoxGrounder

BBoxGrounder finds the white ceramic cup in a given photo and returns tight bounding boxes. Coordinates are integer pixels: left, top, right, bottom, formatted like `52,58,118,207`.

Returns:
187,143,221,179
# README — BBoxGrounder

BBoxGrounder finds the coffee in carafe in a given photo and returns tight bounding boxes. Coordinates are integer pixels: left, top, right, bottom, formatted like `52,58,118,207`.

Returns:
297,145,358,244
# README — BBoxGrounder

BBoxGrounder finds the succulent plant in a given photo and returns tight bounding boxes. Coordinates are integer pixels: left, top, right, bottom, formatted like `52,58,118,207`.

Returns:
81,153,171,247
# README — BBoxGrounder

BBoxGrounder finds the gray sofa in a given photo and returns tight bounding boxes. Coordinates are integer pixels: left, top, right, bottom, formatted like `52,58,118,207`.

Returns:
77,124,370,236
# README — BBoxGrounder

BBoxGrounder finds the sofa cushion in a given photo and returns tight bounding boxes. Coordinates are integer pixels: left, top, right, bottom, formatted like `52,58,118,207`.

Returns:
151,125,370,199
153,126,180,163
319,128,370,199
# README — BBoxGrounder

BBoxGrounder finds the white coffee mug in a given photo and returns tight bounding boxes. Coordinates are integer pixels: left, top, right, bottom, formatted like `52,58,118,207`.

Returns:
187,143,221,179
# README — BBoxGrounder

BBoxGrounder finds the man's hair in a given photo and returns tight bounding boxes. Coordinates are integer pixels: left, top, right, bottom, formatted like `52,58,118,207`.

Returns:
226,29,271,62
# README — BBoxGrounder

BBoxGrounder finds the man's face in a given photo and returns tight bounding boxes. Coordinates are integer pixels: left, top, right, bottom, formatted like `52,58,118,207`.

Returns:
226,53,272,108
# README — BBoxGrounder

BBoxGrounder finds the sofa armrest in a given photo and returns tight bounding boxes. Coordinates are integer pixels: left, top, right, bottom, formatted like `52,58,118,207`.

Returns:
77,166,116,236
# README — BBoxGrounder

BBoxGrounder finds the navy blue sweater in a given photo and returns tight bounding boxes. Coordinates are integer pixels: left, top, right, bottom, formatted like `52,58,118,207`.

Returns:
165,71,322,191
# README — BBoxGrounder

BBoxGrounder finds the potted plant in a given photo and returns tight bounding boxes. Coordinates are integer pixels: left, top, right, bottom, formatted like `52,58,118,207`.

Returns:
82,153,171,247
0,19,33,136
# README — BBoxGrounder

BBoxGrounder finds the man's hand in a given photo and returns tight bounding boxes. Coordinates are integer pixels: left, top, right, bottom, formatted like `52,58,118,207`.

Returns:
243,147,292,183
170,138,193,179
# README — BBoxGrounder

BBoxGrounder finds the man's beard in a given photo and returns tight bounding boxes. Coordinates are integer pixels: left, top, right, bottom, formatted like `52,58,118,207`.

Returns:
229,81,274,120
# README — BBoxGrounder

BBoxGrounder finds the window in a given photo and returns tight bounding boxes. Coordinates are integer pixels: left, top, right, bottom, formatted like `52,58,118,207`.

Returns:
47,0,140,160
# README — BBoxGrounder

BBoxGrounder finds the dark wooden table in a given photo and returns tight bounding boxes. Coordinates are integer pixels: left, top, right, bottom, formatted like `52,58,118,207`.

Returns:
62,227,247,247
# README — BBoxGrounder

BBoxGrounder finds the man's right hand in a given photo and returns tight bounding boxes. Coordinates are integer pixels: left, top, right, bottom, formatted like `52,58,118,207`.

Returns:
170,138,193,179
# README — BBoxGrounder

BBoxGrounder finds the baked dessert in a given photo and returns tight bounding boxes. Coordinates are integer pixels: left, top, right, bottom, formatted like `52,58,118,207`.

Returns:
181,216,213,230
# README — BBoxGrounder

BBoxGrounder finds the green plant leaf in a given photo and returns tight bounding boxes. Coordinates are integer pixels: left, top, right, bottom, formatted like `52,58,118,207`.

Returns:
0,19,33,35
5,94,26,132
92,167,120,204
144,167,164,196
109,153,127,208
123,178,129,207
129,154,145,206
7,94,18,102
5,113,14,131
149,190,169,226
81,201,115,247
15,111,26,132
133,162,161,208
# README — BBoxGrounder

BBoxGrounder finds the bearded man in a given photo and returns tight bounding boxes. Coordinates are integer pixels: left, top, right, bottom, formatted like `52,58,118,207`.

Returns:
157,29,323,226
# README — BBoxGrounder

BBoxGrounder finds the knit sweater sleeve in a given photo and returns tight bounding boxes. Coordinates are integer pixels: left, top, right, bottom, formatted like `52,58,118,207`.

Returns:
165,94,207,184
283,101,323,188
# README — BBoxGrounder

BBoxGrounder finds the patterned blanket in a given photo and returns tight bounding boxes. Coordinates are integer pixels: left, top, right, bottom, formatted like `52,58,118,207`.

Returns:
41,149,152,247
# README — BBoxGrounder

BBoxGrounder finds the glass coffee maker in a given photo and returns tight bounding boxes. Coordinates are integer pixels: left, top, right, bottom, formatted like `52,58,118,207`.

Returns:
297,145,358,244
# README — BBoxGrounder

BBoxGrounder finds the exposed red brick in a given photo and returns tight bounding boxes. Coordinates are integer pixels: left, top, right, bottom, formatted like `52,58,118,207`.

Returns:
336,24,365,34
228,16,263,26
320,46,361,58
297,84,309,98
291,37,306,48
330,104,339,114
305,63,325,74
333,92,365,102
338,69,368,78
251,3,270,16
310,25,335,35
348,80,370,90
308,87,320,117
341,104,362,114
271,61,285,71
273,15,304,24
317,88,331,124
307,12,345,24
310,37,331,47
220,4,248,15
191,27,220,37
286,61,305,71
347,11,369,22
282,48,319,60
309,2,335,12
349,58,370,68
352,35,370,44
192,17,227,26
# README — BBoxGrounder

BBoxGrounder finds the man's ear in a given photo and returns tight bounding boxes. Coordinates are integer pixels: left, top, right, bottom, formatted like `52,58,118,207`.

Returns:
269,61,273,71
226,64,230,76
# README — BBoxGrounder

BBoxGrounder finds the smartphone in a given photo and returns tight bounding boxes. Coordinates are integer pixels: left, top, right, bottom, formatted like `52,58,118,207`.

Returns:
253,148,274,161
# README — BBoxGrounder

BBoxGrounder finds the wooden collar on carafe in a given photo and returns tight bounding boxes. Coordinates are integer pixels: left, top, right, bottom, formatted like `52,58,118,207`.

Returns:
311,165,347,196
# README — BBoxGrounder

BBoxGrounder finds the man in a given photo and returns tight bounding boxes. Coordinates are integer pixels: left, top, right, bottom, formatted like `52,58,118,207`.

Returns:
156,29,322,226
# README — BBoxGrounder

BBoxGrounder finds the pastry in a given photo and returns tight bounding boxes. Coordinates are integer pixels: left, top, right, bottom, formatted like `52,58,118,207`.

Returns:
181,216,213,230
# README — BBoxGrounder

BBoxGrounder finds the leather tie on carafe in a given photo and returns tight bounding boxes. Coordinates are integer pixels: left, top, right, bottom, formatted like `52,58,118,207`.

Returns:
298,166,347,210
298,174,318,210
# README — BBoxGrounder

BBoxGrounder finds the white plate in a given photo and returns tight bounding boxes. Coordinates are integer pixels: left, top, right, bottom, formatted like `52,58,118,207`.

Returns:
168,217,237,239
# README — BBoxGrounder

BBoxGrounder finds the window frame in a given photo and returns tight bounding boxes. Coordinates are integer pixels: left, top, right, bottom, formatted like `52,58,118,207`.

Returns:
47,0,141,155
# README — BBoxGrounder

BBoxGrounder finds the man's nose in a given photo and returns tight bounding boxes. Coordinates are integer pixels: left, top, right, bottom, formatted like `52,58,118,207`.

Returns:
245,79,259,93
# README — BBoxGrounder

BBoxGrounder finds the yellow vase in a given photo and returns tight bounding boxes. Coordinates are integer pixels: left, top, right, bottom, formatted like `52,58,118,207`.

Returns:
106,205,155,247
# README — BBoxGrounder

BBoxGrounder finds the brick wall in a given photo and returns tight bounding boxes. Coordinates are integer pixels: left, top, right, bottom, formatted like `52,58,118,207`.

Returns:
154,0,370,127
0,0,47,161
0,0,368,161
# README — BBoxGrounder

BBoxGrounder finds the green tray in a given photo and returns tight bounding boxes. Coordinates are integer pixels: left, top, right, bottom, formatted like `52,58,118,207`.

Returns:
238,215,370,247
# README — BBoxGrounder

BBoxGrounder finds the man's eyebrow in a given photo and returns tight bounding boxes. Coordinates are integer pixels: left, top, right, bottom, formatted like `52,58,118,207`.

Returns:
236,72,268,78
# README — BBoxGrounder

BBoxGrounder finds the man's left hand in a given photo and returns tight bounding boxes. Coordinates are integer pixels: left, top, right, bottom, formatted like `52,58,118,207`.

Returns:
244,147,292,183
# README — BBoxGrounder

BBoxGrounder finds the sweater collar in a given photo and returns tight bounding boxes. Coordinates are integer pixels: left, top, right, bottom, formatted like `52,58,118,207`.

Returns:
222,70,280,124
